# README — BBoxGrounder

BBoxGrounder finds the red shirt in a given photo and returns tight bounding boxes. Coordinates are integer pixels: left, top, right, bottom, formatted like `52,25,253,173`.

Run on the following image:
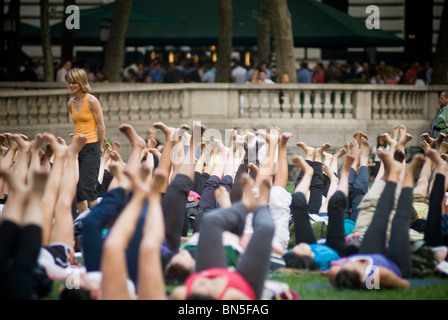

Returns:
313,70,325,83
185,267,256,300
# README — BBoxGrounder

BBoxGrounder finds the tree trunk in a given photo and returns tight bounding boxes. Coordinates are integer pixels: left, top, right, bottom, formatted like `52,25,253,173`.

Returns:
215,0,232,83
40,0,54,82
257,0,271,64
432,0,448,85
60,0,76,62
5,0,21,81
269,0,297,82
103,0,134,82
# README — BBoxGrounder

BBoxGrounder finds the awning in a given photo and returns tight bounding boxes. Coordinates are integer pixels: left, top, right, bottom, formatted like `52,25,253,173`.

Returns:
22,0,405,48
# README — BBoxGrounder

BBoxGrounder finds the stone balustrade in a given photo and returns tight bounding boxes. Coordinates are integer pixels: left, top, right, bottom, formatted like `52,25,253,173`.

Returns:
0,82,443,160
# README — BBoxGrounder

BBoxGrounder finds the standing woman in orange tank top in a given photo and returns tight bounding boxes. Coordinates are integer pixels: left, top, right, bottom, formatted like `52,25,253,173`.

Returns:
66,68,105,216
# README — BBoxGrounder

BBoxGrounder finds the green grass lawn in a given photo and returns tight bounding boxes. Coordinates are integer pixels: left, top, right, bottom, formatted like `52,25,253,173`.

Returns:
44,270,448,300
268,270,448,300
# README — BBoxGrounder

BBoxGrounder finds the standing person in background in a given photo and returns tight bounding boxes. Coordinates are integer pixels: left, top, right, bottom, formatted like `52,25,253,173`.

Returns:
201,62,216,83
297,61,311,84
312,63,325,84
430,91,448,139
231,60,248,84
56,60,72,83
66,68,105,216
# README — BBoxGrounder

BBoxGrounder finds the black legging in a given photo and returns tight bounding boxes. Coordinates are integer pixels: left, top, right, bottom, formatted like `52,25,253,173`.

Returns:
291,190,347,257
229,144,259,204
294,160,324,214
359,181,413,278
424,173,445,247
0,221,42,300
162,174,192,252
195,202,275,299
192,171,210,196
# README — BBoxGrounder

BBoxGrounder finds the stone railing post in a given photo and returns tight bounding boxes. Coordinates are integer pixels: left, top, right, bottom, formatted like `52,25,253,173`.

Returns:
352,88,372,120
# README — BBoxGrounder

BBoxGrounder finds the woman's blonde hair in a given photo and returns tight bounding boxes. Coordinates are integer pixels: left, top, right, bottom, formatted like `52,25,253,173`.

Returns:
66,68,91,93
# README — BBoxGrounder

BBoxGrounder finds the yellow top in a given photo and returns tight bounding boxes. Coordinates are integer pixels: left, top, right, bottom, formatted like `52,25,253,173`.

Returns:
71,94,98,143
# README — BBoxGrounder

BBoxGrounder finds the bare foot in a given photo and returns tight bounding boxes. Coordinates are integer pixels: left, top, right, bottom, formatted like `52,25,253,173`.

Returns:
441,153,448,163
322,163,338,183
10,133,31,153
147,138,157,149
359,137,371,167
292,155,313,178
335,147,347,159
322,151,333,167
215,186,232,208
109,161,131,191
433,133,448,151
148,148,162,160
153,122,173,138
56,136,67,147
210,139,226,164
258,177,272,206
41,132,68,159
173,124,191,143
240,173,257,213
119,124,147,149
124,166,149,200
296,141,315,160
440,141,448,154
421,133,435,148
378,149,402,182
257,126,281,145
348,139,359,169
102,145,112,163
381,132,397,150
341,154,356,176
353,130,363,146
248,163,259,175
425,148,446,174
399,133,413,151
393,124,401,141
420,140,431,152
344,141,351,154
0,134,5,147
316,142,331,160
280,132,293,145
403,154,424,188
68,134,88,158
109,150,126,167
150,171,167,195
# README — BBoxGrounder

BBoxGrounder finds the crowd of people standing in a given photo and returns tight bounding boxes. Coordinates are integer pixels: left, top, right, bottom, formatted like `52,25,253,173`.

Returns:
9,55,445,86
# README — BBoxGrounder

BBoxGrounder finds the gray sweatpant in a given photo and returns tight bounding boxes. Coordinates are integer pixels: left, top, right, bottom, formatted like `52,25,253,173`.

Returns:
195,202,275,299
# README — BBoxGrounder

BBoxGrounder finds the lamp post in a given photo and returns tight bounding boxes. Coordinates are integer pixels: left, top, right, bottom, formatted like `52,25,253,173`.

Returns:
3,13,17,34
99,19,111,65
3,12,19,80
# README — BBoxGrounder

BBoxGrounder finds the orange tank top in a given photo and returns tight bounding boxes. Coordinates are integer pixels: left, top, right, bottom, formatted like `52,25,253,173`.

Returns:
71,94,98,143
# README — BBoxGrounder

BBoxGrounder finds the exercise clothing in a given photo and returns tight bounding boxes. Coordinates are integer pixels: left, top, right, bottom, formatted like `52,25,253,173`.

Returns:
185,267,256,300
71,93,98,143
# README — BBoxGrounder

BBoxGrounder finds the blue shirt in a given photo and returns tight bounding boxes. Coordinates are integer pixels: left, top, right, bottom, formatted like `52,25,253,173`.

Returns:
310,244,341,271
297,69,311,83
150,70,164,83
